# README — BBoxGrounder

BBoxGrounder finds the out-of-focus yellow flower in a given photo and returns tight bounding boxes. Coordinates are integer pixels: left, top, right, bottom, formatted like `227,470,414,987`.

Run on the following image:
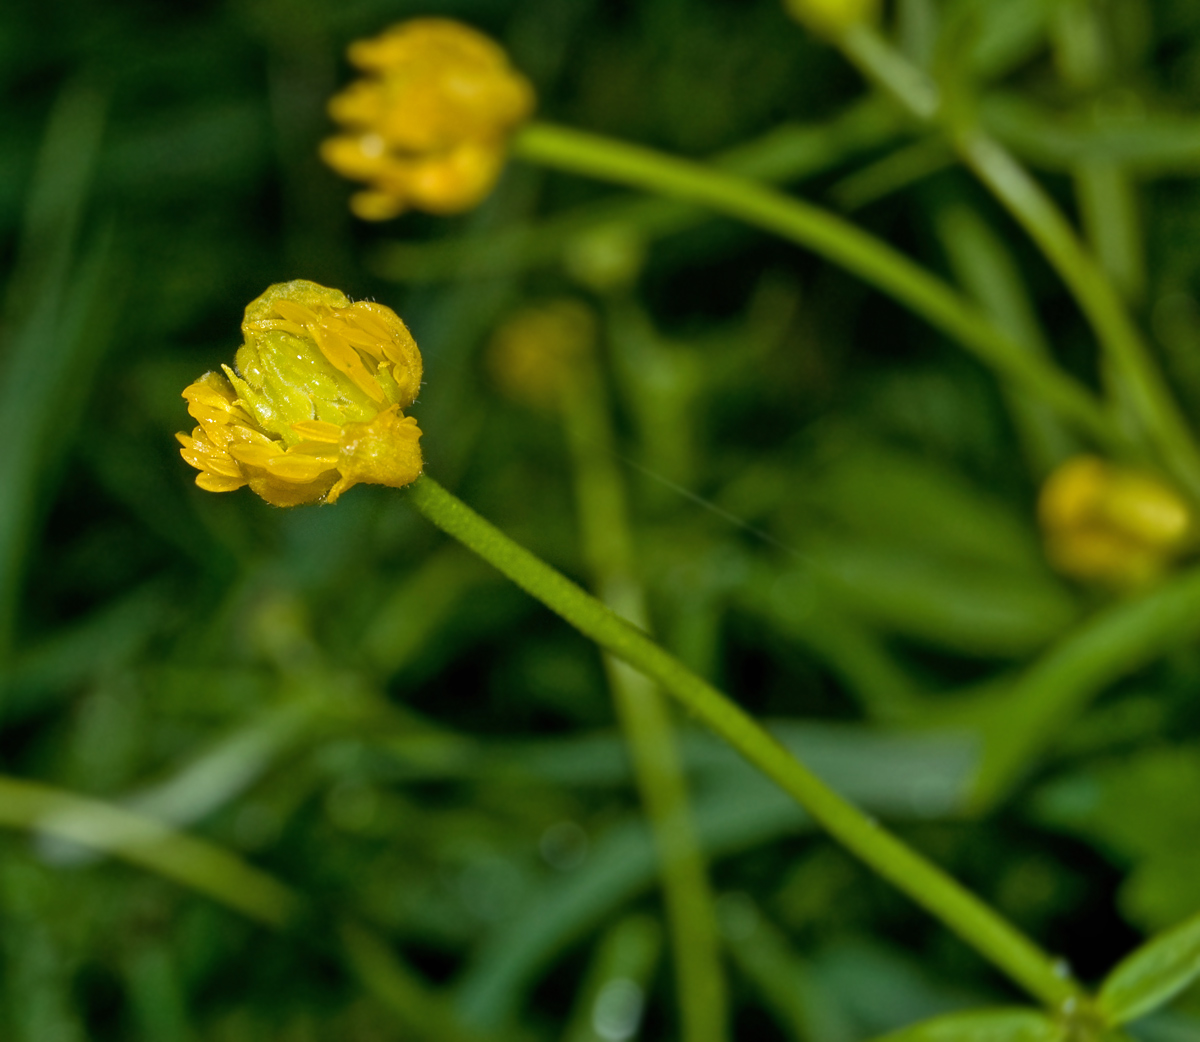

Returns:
783,0,879,38
177,280,423,507
1038,455,1193,587
321,18,535,220
487,300,596,409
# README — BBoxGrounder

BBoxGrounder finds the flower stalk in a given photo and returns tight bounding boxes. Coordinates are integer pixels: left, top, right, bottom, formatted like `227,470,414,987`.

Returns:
510,122,1118,449
403,474,1086,1011
836,22,1200,500
555,316,727,1042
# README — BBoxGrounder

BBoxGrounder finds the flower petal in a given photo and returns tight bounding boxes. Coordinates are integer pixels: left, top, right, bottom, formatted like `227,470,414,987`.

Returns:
309,323,386,403
266,453,337,482
196,472,247,492
290,420,343,443
228,442,285,468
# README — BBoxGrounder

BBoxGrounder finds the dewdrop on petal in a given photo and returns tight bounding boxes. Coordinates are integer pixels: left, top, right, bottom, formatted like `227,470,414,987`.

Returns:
321,18,535,219
1038,455,1193,587
177,280,423,507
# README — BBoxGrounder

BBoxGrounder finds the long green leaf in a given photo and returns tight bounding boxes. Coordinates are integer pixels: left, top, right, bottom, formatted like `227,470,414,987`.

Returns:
1098,912,1200,1026
874,1008,1063,1042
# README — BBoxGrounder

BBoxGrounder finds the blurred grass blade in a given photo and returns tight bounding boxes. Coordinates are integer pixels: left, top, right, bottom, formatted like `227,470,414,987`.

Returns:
561,330,725,1042
872,1008,1062,1041
4,78,105,308
0,78,109,663
1098,911,1200,1027
4,580,172,722
983,93,1200,176
0,775,297,925
453,724,976,1026
38,700,325,868
719,893,839,1042
121,943,194,1042
0,774,493,1040
967,563,1200,810
562,915,662,1042
935,200,1075,476
339,923,497,1042
1075,161,1145,305
828,136,954,211
123,700,319,826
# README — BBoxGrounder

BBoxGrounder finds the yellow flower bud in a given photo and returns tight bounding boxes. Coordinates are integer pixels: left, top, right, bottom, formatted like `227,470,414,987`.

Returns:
783,0,879,39
487,300,596,409
176,280,423,507
320,18,535,219
1038,456,1193,587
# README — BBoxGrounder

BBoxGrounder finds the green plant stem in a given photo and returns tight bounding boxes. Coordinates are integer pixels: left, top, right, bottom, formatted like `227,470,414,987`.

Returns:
838,23,1200,499
404,474,1084,1010
559,349,726,1042
511,123,1117,449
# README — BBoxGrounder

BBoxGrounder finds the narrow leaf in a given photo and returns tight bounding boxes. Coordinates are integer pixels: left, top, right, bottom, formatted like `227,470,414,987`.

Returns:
875,1008,1063,1042
1098,912,1200,1025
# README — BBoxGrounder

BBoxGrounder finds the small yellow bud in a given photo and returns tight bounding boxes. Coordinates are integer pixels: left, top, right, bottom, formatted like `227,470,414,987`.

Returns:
321,18,535,219
783,0,879,39
177,280,423,506
487,300,596,410
1038,456,1193,587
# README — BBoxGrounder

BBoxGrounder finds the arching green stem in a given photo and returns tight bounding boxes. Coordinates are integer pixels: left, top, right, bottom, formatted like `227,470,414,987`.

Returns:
510,122,1118,449
404,474,1086,1011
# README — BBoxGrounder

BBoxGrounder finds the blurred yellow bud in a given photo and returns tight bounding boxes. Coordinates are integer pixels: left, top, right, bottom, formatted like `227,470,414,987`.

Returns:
783,0,879,38
177,280,423,507
487,300,597,409
321,18,535,219
1038,455,1193,587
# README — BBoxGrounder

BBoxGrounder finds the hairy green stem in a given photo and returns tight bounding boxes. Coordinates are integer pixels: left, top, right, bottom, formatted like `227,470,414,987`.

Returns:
839,23,1200,498
559,348,726,1042
511,123,1116,448
404,474,1084,1009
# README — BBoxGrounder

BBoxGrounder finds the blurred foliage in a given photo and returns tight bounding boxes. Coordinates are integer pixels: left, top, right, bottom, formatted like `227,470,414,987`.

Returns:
6,0,1200,1039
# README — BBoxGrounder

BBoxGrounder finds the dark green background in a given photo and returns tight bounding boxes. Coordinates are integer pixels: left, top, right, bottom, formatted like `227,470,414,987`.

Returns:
4,0,1200,1038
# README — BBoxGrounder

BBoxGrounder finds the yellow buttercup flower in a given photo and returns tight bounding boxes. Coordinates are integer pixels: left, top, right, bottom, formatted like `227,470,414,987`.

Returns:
1038,455,1193,587
177,280,423,507
321,18,535,220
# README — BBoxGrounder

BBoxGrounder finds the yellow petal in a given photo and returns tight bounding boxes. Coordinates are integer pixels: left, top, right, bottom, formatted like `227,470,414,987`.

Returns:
247,472,336,508
266,453,337,482
290,420,343,443
309,323,386,403
228,442,285,468
271,299,322,328
178,429,247,479
289,442,340,459
196,472,247,493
